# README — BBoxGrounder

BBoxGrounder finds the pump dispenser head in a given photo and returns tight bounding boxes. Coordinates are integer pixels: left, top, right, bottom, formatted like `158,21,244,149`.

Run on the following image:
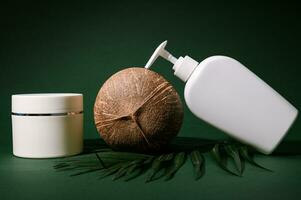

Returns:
145,41,177,68
145,41,199,82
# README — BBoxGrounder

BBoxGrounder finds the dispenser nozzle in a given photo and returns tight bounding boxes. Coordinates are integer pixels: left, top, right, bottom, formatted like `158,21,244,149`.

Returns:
145,41,178,69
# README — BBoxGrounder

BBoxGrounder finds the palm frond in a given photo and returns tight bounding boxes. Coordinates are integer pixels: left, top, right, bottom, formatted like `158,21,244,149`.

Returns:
54,140,272,182
190,150,205,180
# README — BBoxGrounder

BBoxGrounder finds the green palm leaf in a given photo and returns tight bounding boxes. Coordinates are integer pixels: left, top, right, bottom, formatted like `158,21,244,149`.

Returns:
96,151,151,161
98,163,124,179
211,144,240,176
165,152,186,181
113,159,144,180
239,146,273,172
224,144,244,175
70,168,102,176
124,157,153,181
54,140,273,182
123,164,144,181
190,150,205,180
145,153,174,182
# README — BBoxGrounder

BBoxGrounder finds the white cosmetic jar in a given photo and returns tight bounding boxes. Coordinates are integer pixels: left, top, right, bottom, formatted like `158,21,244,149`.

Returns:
11,93,83,158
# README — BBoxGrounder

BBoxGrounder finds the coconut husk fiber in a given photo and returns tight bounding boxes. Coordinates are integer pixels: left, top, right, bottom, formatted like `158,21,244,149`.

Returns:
94,67,183,153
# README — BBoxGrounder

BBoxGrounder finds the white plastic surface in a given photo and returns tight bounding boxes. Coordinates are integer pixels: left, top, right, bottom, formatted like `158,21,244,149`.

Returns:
145,41,177,69
12,115,83,158
11,93,83,158
12,93,83,113
145,41,199,81
184,56,298,154
173,56,199,82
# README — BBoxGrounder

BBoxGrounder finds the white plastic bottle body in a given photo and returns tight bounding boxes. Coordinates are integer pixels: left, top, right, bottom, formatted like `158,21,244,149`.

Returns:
184,56,298,154
145,41,298,155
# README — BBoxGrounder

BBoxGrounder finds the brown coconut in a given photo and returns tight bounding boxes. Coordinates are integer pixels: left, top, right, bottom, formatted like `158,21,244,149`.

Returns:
94,67,183,152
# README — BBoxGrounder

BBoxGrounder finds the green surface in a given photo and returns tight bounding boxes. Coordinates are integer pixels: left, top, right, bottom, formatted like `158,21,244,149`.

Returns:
1,144,301,200
1,0,301,199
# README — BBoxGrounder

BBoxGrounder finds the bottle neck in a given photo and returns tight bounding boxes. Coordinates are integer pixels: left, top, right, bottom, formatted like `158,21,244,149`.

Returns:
172,56,199,82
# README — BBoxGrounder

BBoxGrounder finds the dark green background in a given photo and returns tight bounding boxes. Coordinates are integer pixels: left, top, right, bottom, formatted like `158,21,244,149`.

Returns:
0,1,300,199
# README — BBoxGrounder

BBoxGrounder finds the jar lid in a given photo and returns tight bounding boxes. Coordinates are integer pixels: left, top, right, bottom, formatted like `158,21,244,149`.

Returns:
12,93,83,114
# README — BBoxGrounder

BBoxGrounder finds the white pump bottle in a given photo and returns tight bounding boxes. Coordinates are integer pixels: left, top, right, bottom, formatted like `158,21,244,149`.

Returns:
145,41,298,154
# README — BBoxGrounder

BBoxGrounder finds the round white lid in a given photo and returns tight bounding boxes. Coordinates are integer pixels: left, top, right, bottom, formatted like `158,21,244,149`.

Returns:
12,93,83,114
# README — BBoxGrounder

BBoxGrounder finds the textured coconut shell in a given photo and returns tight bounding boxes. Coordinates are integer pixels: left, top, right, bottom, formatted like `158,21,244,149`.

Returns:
94,67,183,152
